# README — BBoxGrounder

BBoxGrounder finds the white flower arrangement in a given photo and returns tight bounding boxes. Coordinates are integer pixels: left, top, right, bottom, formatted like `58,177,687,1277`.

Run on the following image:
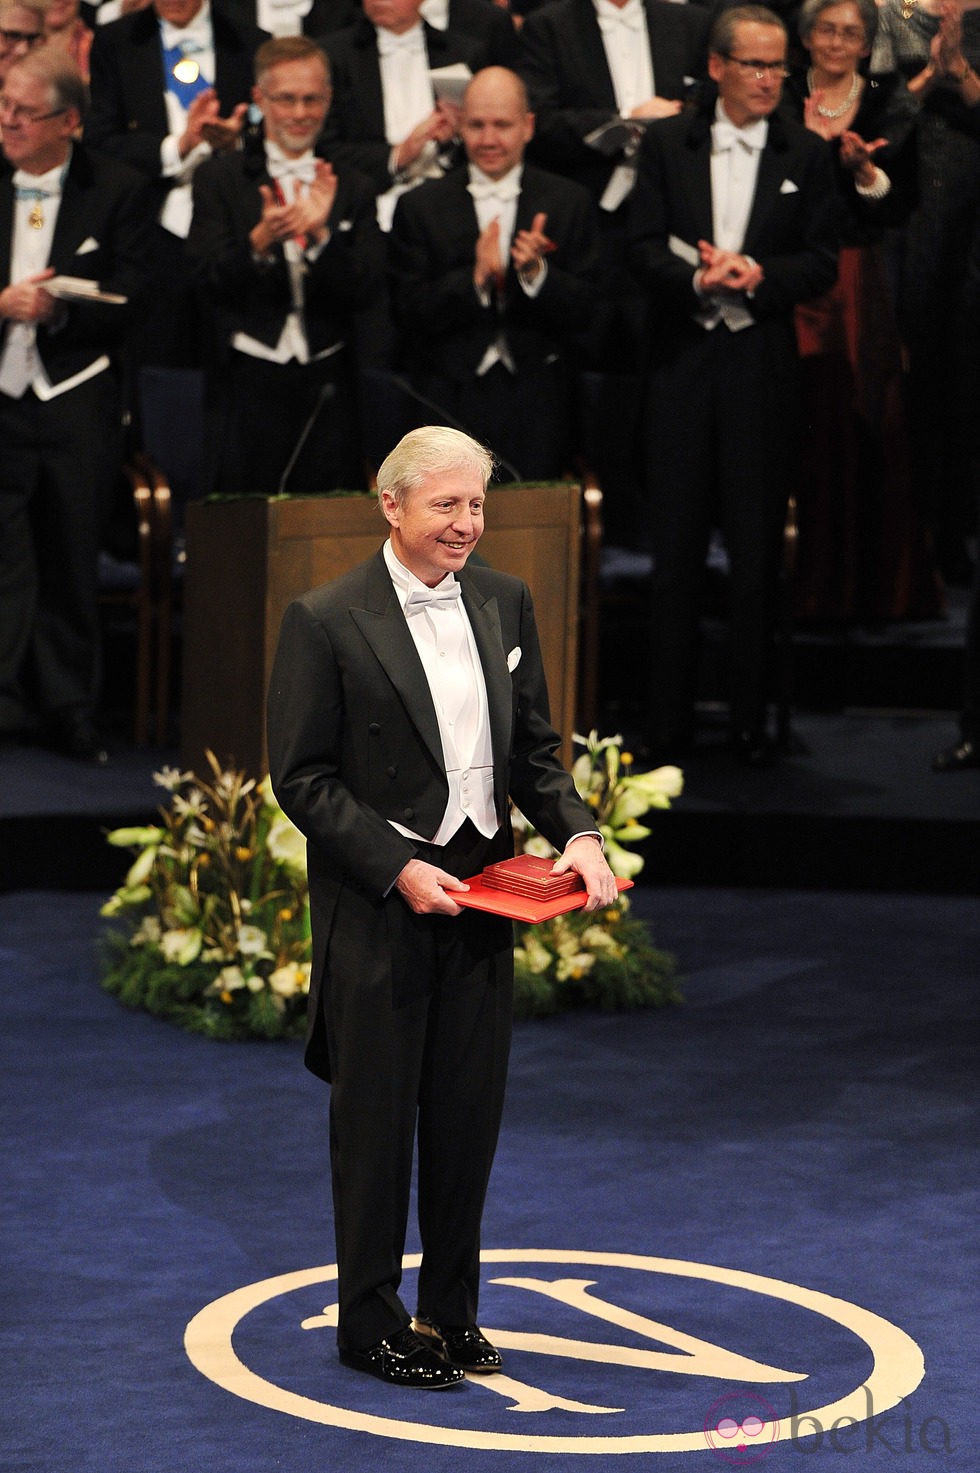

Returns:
100,753,311,1040
100,736,683,1035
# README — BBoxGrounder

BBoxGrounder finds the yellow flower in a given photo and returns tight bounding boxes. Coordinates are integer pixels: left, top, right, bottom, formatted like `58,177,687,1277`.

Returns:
235,846,253,863
269,962,308,998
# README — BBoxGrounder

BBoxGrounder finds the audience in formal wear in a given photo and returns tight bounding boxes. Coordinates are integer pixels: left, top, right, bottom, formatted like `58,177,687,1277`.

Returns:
319,0,489,229
518,0,710,369
2,0,974,762
784,0,946,623
516,0,709,541
627,4,840,766
389,65,598,479
86,0,266,362
187,34,384,492
871,0,980,587
0,49,152,759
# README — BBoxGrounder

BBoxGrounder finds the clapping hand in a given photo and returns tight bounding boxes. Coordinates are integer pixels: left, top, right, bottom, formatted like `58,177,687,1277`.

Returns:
697,239,764,295
511,210,556,282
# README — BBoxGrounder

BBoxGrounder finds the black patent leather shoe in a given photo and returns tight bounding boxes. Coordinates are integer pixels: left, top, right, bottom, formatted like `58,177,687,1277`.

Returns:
414,1317,503,1373
338,1326,465,1388
932,738,980,773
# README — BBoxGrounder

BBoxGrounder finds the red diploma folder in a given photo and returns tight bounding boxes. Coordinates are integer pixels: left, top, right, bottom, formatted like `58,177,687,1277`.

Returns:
454,856,633,922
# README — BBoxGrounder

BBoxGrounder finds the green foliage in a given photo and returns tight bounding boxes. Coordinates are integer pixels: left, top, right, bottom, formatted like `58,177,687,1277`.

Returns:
99,736,685,1039
99,753,310,1042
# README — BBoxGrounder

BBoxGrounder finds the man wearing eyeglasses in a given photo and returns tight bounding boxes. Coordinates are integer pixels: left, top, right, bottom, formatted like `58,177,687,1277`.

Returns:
0,1,44,85
628,4,841,768
187,35,384,492
0,50,152,759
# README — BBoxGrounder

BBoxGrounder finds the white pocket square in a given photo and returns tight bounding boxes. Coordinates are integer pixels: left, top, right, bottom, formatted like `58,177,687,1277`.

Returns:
507,646,522,672
76,237,99,254
780,179,799,195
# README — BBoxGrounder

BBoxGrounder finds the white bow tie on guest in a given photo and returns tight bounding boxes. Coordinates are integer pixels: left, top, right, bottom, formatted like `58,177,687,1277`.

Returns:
466,176,522,203
404,580,462,615
12,170,61,198
376,25,427,57
595,1,645,35
160,14,210,51
712,119,768,155
266,153,317,185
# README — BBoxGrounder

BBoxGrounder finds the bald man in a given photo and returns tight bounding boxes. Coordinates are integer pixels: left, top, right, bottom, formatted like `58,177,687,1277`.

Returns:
388,66,598,479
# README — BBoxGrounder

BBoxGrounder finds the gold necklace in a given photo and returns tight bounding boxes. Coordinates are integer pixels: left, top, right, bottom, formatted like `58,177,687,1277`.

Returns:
901,0,918,19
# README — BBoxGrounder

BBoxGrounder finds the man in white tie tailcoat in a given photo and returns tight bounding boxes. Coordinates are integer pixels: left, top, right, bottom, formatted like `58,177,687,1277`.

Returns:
87,0,266,364
268,424,617,1387
627,5,841,767
187,35,385,491
0,49,152,759
388,66,599,479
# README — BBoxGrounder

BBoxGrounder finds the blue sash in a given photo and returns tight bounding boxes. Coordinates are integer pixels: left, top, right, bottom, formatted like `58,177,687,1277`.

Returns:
162,42,210,111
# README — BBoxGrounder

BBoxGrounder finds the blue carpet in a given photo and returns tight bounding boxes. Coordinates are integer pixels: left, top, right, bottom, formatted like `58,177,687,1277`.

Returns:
2,886,977,1472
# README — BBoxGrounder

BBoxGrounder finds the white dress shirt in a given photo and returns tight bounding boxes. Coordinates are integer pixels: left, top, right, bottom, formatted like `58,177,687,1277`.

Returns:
159,1,217,238
257,0,313,35
466,162,546,375
0,156,110,401
383,539,497,846
373,22,446,229
594,0,655,115
232,142,339,365
699,101,767,332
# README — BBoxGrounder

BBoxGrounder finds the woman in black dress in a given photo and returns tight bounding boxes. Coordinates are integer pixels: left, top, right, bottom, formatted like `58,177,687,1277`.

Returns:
784,0,946,621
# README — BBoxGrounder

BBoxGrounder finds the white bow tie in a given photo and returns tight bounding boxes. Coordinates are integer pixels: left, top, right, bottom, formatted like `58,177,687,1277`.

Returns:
467,176,521,204
404,580,461,615
160,15,210,51
595,3,644,34
713,119,767,155
13,170,61,197
376,25,426,57
266,155,317,185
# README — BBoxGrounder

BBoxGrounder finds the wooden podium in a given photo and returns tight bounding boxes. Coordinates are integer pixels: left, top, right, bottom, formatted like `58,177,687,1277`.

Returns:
181,485,584,777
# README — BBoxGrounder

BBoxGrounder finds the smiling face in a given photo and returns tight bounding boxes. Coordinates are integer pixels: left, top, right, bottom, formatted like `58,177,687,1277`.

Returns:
804,1,869,79
709,21,787,128
460,67,534,181
255,55,330,157
382,467,486,587
0,63,77,173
